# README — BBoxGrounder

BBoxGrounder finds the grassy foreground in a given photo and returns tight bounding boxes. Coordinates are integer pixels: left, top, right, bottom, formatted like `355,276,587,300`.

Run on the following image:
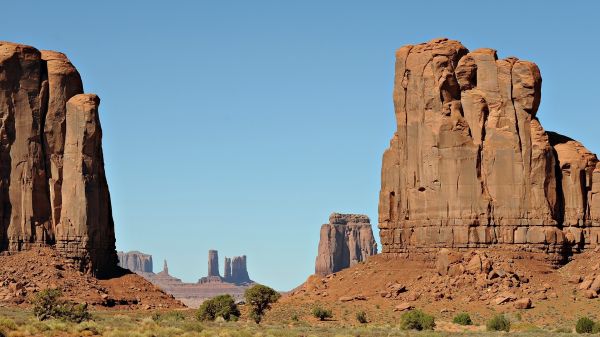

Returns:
0,308,584,337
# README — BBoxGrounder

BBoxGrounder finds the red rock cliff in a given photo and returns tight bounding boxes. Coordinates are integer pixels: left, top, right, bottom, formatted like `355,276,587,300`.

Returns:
0,41,117,276
378,38,600,260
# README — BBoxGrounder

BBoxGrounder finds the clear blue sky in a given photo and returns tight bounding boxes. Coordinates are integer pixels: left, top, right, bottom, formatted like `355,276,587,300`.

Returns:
2,1,598,290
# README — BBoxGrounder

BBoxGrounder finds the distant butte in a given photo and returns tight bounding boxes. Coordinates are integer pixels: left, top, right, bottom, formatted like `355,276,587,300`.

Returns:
118,250,255,308
315,213,378,275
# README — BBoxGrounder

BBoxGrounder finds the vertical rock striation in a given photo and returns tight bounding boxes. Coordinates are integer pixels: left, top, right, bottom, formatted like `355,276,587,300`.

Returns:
208,250,220,277
315,213,378,276
223,257,232,280
118,251,153,273
0,41,116,276
378,38,600,260
230,255,250,284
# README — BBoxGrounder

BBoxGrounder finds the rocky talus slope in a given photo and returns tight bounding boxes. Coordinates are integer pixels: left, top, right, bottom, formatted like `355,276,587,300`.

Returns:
0,41,116,276
0,248,182,309
276,250,600,328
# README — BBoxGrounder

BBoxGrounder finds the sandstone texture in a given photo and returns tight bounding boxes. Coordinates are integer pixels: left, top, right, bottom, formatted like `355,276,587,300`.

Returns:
0,41,116,276
379,38,600,259
118,251,153,273
315,213,378,276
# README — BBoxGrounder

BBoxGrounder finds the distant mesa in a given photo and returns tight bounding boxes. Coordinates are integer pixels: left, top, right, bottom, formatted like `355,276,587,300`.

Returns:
315,213,378,276
117,249,254,307
117,251,153,274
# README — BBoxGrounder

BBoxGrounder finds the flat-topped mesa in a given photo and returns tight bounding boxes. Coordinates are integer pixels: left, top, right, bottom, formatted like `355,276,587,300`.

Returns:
378,38,600,261
118,251,153,274
0,41,117,276
315,213,378,276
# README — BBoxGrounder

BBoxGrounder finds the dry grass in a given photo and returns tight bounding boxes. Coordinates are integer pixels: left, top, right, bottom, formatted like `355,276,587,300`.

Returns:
0,307,585,337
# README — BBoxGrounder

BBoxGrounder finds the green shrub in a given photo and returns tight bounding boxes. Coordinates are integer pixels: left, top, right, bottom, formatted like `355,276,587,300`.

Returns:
452,312,473,325
356,311,367,324
487,314,510,332
291,314,299,322
196,294,240,321
31,289,91,323
0,318,17,331
312,306,333,321
244,285,281,324
576,317,595,333
593,322,600,334
400,309,435,331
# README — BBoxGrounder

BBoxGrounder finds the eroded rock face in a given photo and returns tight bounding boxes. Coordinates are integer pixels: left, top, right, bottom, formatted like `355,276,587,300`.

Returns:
224,257,232,280
118,251,153,273
208,250,220,277
229,255,250,284
0,41,116,276
379,38,600,259
315,213,378,276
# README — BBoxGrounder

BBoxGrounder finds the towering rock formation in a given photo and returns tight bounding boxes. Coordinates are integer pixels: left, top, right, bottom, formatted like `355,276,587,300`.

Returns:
378,38,600,260
224,257,232,280
315,213,378,276
118,251,153,273
0,41,117,276
207,250,220,277
229,255,251,284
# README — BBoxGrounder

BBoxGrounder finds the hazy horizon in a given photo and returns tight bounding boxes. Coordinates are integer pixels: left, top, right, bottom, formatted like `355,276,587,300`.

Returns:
2,1,599,290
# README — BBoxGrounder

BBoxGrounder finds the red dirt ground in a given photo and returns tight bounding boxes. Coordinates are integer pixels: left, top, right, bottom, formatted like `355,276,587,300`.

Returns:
267,249,600,330
0,248,183,310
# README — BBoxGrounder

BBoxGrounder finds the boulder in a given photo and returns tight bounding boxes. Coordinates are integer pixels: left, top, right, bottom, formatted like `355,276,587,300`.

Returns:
590,276,600,293
514,298,532,309
394,302,413,312
584,290,598,299
466,254,483,274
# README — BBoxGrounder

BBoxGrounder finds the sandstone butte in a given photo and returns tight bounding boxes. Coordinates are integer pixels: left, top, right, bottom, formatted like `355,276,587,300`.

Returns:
378,38,600,262
0,41,116,276
315,213,378,275
118,250,255,308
